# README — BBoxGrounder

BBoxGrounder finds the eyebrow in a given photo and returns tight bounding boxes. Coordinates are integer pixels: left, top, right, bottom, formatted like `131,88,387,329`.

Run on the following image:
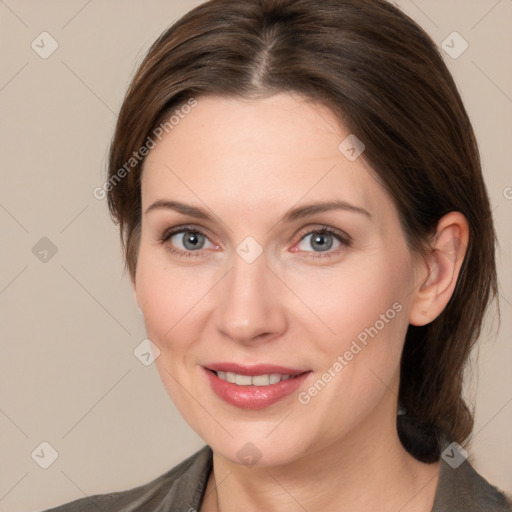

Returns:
145,199,371,223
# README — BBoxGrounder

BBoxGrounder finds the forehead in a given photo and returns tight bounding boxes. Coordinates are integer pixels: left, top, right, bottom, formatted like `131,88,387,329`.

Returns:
140,93,387,220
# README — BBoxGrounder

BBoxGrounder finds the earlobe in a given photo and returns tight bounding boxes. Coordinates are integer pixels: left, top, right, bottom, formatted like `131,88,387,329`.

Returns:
409,212,469,326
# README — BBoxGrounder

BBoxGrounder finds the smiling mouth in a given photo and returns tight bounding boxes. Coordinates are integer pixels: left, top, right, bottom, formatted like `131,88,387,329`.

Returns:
204,365,312,409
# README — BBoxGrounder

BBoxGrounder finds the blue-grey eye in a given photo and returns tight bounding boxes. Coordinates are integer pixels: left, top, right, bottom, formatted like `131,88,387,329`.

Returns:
171,230,209,251
297,231,341,252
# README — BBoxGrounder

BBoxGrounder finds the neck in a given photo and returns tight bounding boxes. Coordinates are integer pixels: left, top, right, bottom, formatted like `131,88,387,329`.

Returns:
201,399,439,512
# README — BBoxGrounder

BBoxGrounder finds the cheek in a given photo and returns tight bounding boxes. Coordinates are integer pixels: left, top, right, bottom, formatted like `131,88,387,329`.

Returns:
135,251,204,402
289,257,411,431
287,247,414,408
289,249,412,343
135,248,203,343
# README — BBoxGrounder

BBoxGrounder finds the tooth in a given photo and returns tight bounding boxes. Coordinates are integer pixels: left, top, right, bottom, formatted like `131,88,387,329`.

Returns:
215,371,297,385
235,374,253,385
269,374,281,384
252,374,271,386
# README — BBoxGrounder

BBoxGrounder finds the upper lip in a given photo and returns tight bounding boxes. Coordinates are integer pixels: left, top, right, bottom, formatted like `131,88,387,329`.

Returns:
205,362,308,376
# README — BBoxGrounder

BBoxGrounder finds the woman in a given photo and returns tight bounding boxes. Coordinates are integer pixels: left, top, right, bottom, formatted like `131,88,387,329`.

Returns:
44,0,511,510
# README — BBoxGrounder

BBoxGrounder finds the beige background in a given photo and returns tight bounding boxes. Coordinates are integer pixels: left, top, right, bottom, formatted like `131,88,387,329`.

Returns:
0,1,511,510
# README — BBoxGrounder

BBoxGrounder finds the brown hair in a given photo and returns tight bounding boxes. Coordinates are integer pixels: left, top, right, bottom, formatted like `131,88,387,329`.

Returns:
107,0,498,461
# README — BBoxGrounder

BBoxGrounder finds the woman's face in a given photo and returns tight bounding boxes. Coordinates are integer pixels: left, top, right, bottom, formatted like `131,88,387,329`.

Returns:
135,93,424,466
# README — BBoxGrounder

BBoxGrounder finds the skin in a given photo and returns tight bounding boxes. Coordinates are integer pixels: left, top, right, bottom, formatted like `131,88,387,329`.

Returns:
134,93,469,512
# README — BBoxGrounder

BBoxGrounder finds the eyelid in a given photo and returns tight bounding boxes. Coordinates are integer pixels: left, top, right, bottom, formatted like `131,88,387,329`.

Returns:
295,224,352,245
159,224,215,244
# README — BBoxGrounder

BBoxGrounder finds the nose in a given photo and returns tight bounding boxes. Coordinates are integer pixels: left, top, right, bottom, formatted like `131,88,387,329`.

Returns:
214,251,288,345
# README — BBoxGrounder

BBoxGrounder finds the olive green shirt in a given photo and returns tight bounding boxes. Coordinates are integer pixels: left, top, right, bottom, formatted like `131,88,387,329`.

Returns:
42,444,511,511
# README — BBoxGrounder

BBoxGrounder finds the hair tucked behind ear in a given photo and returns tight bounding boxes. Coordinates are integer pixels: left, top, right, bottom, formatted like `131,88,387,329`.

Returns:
107,0,498,461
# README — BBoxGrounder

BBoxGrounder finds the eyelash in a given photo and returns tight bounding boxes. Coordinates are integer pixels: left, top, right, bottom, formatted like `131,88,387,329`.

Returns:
158,225,352,260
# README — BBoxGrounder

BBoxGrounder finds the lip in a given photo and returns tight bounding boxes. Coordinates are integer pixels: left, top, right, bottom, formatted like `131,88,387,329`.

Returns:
203,364,312,409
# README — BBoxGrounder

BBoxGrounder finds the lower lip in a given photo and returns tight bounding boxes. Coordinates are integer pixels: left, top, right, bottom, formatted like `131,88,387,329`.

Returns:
204,368,311,409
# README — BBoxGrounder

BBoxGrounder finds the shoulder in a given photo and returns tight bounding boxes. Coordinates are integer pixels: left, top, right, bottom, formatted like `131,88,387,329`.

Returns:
399,420,511,511
40,445,212,512
433,443,511,511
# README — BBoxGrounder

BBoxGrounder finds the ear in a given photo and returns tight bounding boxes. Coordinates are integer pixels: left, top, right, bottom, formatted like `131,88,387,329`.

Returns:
409,212,469,326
